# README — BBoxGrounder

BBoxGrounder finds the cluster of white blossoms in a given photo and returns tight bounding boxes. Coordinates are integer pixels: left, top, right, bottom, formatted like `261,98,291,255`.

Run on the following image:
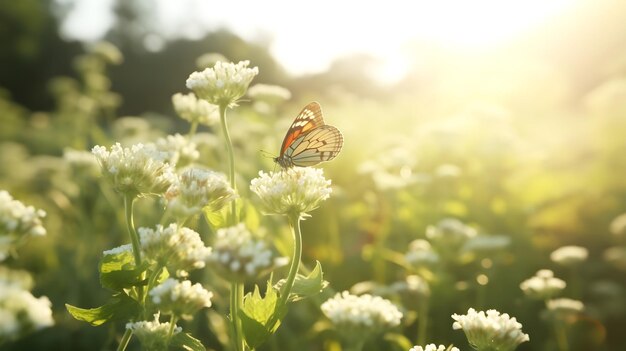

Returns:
186,60,258,107
426,218,477,248
165,168,236,218
405,239,440,268
519,269,566,300
409,344,459,351
0,190,47,261
250,167,332,217
171,92,219,126
546,298,585,315
321,291,403,335
63,148,100,175
138,224,212,277
0,267,54,343
207,223,285,281
92,143,175,197
247,83,291,104
149,278,213,320
155,134,200,168
452,308,529,351
126,313,181,350
550,245,589,266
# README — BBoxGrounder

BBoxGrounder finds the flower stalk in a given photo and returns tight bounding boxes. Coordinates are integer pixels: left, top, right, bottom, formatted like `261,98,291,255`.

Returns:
219,104,238,225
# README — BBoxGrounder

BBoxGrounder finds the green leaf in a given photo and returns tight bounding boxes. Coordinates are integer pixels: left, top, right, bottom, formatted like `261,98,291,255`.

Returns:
99,250,149,292
66,293,140,326
383,332,414,351
239,280,288,349
170,332,206,351
241,200,260,232
276,261,328,302
204,205,228,229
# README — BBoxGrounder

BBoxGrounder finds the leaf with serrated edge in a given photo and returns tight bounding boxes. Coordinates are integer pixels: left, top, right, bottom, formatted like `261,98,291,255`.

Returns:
239,280,287,348
276,260,327,302
170,332,206,351
66,293,140,326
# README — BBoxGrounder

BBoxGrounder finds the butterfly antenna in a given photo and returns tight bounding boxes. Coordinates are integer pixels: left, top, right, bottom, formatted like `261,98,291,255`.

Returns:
259,149,275,159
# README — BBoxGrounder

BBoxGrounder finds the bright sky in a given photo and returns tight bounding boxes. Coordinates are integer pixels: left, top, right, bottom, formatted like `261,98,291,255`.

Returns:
60,0,577,82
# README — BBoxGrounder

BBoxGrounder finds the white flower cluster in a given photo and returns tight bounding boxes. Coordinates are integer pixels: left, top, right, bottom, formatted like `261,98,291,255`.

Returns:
250,167,332,217
208,223,284,281
63,148,100,175
186,60,258,107
139,224,212,277
102,243,132,256
247,83,291,104
519,269,566,300
409,344,459,351
546,298,584,314
321,291,403,333
149,278,213,319
195,52,228,69
0,190,47,261
155,134,200,168
92,143,175,197
550,245,588,266
166,168,236,218
126,314,181,350
452,308,529,351
426,218,477,248
0,268,53,342
405,239,440,267
172,92,219,126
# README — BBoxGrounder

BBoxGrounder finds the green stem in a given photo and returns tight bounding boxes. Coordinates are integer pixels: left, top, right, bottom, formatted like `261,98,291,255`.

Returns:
116,329,132,351
124,195,141,266
416,295,429,346
189,121,199,137
230,282,245,351
268,214,303,329
554,320,569,351
167,315,179,342
219,103,237,225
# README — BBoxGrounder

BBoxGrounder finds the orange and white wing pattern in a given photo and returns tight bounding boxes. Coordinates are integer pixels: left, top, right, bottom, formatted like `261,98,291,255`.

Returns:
274,102,343,168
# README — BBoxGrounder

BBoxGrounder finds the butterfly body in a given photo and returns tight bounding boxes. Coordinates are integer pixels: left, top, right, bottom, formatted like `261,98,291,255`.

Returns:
274,102,343,168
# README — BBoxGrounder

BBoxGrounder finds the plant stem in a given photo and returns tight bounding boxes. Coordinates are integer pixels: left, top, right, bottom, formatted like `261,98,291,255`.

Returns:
554,321,569,351
416,295,429,346
268,214,303,329
230,281,244,351
167,315,179,341
189,121,199,137
116,329,133,351
219,103,237,225
124,194,142,266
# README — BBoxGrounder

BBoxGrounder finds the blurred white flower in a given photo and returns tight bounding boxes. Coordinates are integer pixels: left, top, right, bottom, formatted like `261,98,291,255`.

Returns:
195,52,228,69
186,60,258,107
609,213,626,238
247,83,291,104
250,167,332,217
550,245,588,266
208,223,285,281
63,148,100,176
519,269,566,300
165,168,236,218
409,344,459,351
89,41,123,65
126,313,181,350
102,244,132,256
149,278,213,319
321,291,402,339
139,224,212,277
604,246,626,270
155,134,200,168
0,190,47,261
462,235,511,253
92,143,175,198
405,239,440,267
452,308,529,351
172,92,219,126
546,298,584,314
426,218,477,252
0,285,53,343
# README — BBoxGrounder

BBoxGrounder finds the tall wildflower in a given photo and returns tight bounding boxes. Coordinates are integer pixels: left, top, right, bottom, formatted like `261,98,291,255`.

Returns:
519,269,566,300
0,190,47,261
452,308,529,351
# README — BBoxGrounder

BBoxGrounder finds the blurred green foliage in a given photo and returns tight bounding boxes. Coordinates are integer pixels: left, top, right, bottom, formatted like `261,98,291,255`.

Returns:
1,1,626,351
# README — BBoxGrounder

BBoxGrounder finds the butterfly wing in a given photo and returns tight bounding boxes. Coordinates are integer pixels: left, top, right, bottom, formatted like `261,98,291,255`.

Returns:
279,102,325,157
285,125,343,167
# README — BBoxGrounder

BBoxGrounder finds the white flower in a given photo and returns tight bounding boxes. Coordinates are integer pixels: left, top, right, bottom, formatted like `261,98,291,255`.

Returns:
604,246,626,270
0,266,33,290
166,168,236,218
63,148,100,175
250,167,332,217
155,134,200,168
452,308,529,351
89,41,123,65
207,223,285,281
172,93,219,126
247,83,291,104
92,143,175,197
462,235,511,253
127,313,181,350
321,291,402,338
0,190,47,261
186,60,258,106
149,278,213,319
519,269,566,300
550,245,588,266
546,298,584,314
0,286,54,342
139,224,212,277
610,213,626,237
405,239,440,267
427,218,477,246
409,344,460,351
195,52,228,69
103,244,132,256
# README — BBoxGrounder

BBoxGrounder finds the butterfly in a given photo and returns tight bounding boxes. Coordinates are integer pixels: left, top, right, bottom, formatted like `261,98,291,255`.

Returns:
274,102,343,168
